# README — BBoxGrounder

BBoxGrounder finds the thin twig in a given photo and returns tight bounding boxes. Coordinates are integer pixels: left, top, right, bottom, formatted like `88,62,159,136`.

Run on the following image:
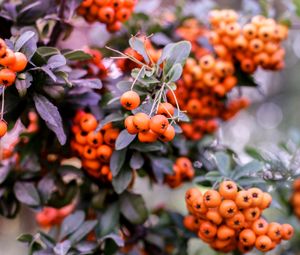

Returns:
131,66,145,90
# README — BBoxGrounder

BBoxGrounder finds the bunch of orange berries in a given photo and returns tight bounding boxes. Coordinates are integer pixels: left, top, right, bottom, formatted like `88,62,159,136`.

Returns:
165,157,194,188
121,91,176,143
82,47,108,79
77,0,137,32
168,55,249,140
36,204,74,228
184,181,294,253
208,10,288,73
71,110,119,181
291,178,300,219
0,38,28,138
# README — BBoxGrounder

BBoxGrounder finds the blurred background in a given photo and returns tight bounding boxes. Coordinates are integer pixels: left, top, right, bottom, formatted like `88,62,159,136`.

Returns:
1,0,300,254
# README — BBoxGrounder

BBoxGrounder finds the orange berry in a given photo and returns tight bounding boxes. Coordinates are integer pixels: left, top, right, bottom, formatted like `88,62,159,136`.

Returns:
226,212,245,230
157,102,174,117
267,222,282,241
219,200,237,218
185,188,202,205
199,221,217,239
242,23,257,40
107,21,122,32
248,188,263,206
81,0,93,7
252,218,269,235
0,68,16,87
203,190,222,208
0,39,7,58
87,131,103,147
133,113,150,132
219,181,238,200
243,207,261,222
0,49,16,67
103,128,119,146
97,144,113,162
80,114,98,132
83,146,97,160
259,192,272,209
235,190,253,209
75,131,88,145
138,129,158,143
150,114,169,134
200,55,215,71
239,229,256,246
281,224,294,240
255,235,272,252
206,208,223,225
98,6,115,24
82,159,101,171
192,197,208,215
159,125,175,142
116,7,131,22
8,52,28,72
0,120,8,138
124,116,139,134
249,38,264,53
120,91,140,110
217,224,235,240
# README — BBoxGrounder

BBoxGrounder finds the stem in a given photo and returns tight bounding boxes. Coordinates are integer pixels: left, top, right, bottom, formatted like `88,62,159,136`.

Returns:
47,0,66,46
106,46,152,70
1,87,5,120
131,65,145,90
149,83,165,116
166,84,181,119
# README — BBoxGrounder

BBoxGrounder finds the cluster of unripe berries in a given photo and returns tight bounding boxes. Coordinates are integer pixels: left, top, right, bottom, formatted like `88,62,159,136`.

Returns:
77,0,137,32
0,38,28,139
165,157,194,188
208,10,288,73
121,91,176,143
71,110,119,181
168,56,249,140
36,204,74,228
291,178,300,219
184,181,294,253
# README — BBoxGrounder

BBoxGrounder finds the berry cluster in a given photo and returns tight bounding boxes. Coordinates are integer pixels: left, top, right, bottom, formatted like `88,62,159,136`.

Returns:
77,0,137,32
291,178,300,219
168,56,249,140
82,47,108,79
165,157,194,188
71,110,119,181
184,181,294,253
0,39,28,138
121,91,176,143
208,10,288,73
36,204,74,228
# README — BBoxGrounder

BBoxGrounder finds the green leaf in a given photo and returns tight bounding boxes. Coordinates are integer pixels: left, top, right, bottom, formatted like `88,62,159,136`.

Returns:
15,72,33,97
17,234,34,243
15,31,35,51
294,0,300,16
47,54,66,69
96,113,124,132
33,94,66,145
120,192,148,224
130,152,144,169
164,41,191,73
165,63,183,82
235,65,258,87
150,156,173,184
14,182,41,207
204,171,222,182
245,147,265,161
231,160,263,180
215,152,231,176
110,149,127,176
100,234,124,247
99,202,120,236
0,164,10,184
37,47,60,58
72,79,102,89
69,220,97,245
129,36,150,63
53,240,71,255
63,50,92,61
112,166,133,194
59,211,85,240
115,129,136,150
130,141,164,152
